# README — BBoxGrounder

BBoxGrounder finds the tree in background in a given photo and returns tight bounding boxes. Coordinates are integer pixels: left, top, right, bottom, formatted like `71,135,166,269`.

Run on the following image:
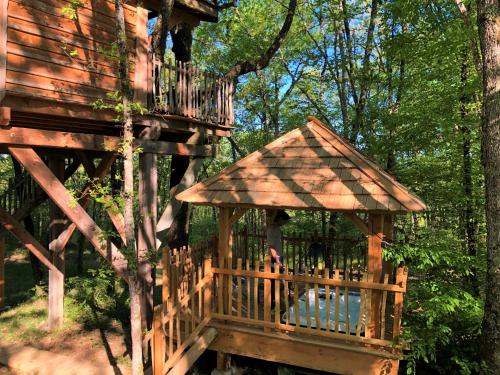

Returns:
477,0,500,372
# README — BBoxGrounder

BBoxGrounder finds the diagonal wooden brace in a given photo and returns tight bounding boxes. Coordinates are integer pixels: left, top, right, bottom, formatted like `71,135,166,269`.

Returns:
0,207,61,274
50,154,117,253
76,151,127,245
9,147,129,280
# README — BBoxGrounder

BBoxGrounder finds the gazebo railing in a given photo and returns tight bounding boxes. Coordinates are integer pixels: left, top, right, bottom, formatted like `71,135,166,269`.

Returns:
149,55,234,127
210,257,408,346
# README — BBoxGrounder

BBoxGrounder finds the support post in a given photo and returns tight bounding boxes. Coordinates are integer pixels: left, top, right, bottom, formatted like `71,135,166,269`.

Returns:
152,305,165,375
218,207,232,314
138,152,158,329
0,235,4,310
48,158,65,330
367,213,384,339
203,257,212,319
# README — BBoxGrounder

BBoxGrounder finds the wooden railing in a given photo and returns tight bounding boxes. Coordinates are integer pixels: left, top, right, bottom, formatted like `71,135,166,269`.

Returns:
190,228,367,276
211,256,408,347
0,172,35,214
150,56,234,127
152,249,213,375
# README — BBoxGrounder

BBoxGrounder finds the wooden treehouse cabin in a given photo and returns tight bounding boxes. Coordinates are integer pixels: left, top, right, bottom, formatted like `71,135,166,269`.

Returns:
0,0,232,331
151,117,426,375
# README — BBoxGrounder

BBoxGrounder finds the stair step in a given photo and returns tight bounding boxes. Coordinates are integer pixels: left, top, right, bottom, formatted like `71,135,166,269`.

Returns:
167,327,218,375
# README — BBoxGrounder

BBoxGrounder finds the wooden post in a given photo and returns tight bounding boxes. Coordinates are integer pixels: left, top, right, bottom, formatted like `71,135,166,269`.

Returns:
0,235,4,311
152,305,165,375
138,151,158,328
367,213,384,338
48,157,65,330
264,256,271,333
204,257,212,319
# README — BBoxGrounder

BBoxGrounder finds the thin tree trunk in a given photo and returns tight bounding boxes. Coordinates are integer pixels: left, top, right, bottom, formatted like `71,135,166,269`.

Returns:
477,0,500,372
460,50,479,295
114,0,142,373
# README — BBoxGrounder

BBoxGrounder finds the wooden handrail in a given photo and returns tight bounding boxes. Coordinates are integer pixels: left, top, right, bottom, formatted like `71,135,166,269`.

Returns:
211,267,406,293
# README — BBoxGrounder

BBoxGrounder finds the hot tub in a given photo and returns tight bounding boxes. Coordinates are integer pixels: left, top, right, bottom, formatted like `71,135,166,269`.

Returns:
282,287,365,334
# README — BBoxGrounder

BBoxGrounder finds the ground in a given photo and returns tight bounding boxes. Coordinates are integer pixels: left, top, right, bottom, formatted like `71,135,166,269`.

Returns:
0,243,132,375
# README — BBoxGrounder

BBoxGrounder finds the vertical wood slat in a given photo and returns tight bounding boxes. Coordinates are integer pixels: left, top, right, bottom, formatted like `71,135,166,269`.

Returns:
227,256,233,316
254,260,260,320
334,269,340,332
264,256,271,332
356,273,367,337
305,267,311,329
217,257,224,315
204,257,212,319
162,248,170,310
246,259,251,319
380,273,389,339
274,261,280,325
392,267,407,340
237,258,242,317
293,265,299,327
284,265,290,325
344,269,350,335
314,268,320,330
324,268,330,331
365,273,373,339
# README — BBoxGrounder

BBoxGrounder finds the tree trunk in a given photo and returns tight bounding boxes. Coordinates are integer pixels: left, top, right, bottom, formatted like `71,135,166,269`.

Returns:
477,0,500,372
114,0,142,373
167,24,194,249
460,50,478,295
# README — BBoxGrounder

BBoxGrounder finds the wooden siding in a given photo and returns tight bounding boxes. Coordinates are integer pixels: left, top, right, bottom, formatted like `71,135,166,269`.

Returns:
4,0,140,107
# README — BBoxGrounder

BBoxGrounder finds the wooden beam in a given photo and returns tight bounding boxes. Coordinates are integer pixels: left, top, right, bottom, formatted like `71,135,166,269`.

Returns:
0,127,213,156
76,152,126,244
8,147,128,279
0,235,4,310
0,207,59,273
345,213,370,236
209,325,400,375
228,208,248,227
167,327,218,375
0,107,10,126
133,7,149,106
0,0,7,104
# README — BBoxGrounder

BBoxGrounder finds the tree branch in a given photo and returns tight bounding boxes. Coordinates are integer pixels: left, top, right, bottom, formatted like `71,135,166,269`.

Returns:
225,0,297,79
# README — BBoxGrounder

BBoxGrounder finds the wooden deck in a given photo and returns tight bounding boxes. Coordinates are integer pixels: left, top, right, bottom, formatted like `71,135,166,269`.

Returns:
151,250,407,375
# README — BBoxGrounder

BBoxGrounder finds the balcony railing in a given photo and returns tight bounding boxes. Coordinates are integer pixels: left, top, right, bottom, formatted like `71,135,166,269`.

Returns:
149,55,234,127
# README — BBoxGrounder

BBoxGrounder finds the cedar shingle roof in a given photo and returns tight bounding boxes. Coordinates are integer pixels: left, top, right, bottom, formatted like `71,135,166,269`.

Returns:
176,117,426,212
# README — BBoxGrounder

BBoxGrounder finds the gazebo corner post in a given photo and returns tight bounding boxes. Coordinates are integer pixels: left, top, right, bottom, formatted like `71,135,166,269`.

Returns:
217,206,233,371
367,213,384,339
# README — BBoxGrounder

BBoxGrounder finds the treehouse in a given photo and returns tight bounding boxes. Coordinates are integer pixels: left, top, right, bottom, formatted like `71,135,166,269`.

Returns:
151,117,426,375
0,0,232,337
0,0,233,138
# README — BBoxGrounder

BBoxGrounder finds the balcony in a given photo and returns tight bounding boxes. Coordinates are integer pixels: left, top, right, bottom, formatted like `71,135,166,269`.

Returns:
148,55,235,128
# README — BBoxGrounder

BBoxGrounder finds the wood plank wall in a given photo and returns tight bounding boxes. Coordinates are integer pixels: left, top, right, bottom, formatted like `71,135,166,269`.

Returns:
4,0,141,107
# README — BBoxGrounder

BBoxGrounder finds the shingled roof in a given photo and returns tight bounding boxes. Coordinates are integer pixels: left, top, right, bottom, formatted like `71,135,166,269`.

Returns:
176,117,426,212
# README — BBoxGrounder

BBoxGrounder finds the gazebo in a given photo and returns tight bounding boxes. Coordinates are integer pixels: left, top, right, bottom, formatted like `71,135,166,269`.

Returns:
152,116,425,375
